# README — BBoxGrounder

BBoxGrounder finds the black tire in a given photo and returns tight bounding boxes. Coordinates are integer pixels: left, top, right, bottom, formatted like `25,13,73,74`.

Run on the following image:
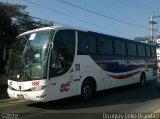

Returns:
157,86,160,90
81,80,94,100
140,73,146,87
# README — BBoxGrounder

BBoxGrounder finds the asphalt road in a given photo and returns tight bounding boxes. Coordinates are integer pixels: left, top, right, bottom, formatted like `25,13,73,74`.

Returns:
1,80,160,119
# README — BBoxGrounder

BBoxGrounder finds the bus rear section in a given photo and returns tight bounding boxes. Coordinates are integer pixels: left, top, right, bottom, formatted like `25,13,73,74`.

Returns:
77,30,157,88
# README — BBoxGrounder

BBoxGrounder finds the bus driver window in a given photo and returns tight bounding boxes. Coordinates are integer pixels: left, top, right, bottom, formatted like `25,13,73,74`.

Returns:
50,48,65,76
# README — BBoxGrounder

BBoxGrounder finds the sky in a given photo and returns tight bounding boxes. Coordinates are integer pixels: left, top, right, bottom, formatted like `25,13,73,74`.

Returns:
1,0,160,40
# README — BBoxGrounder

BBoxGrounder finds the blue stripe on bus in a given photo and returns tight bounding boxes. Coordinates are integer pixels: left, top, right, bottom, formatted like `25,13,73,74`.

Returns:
90,55,145,73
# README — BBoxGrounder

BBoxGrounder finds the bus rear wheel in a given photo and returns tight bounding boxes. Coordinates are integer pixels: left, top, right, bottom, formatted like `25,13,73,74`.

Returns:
81,80,94,100
140,73,146,87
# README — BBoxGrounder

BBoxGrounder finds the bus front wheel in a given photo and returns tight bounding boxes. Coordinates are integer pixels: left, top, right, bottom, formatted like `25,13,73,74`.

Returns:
81,80,94,100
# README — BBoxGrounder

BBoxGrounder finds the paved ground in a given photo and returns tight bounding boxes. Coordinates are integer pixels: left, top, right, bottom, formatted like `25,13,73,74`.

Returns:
1,80,160,119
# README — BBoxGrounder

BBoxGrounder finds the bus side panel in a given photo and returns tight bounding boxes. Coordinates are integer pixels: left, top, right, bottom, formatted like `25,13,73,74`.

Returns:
145,57,157,81
89,54,149,89
47,55,101,101
73,55,105,91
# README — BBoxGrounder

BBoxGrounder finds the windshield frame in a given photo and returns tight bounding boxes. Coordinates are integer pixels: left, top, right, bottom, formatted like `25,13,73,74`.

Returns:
9,29,54,81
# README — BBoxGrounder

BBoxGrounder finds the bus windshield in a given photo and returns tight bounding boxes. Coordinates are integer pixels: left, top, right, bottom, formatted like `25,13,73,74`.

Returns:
10,30,53,81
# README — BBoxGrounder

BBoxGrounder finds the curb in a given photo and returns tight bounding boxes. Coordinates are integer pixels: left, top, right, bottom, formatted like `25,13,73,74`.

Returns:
0,98,19,103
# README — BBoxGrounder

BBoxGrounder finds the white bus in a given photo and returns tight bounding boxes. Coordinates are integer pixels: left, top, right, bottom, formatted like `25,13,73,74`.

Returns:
8,26,157,102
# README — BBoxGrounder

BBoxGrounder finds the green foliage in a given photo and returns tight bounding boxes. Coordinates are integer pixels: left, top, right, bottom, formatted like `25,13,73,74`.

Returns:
0,2,53,44
5,49,12,74
0,2,53,73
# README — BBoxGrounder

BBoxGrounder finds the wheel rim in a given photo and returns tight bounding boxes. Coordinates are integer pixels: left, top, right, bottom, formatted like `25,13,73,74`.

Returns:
83,85,91,96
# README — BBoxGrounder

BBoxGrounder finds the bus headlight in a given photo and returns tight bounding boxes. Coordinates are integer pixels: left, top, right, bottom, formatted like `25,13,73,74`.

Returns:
31,86,46,91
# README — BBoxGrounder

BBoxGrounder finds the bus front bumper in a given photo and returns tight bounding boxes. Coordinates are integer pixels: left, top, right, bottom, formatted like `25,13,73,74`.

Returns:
7,88,49,102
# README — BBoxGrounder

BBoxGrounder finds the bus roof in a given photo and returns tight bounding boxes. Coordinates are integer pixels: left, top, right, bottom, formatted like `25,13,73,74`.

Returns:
18,25,155,47
18,25,87,36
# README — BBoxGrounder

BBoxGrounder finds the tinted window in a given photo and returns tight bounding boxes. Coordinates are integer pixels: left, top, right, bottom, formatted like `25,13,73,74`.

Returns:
146,46,151,57
50,30,75,77
127,42,137,56
115,40,126,55
97,37,113,54
78,32,97,54
137,44,145,56
151,47,156,57
54,30,75,55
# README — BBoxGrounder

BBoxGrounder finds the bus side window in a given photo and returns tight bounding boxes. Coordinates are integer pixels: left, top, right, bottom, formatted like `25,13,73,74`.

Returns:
146,46,151,57
49,30,75,78
115,40,126,55
137,44,146,57
127,42,137,56
50,47,65,76
151,47,156,57
97,37,113,54
78,32,97,54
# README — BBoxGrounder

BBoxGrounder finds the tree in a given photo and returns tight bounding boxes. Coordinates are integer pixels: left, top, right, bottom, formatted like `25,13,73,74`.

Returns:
0,2,53,73
0,2,53,44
